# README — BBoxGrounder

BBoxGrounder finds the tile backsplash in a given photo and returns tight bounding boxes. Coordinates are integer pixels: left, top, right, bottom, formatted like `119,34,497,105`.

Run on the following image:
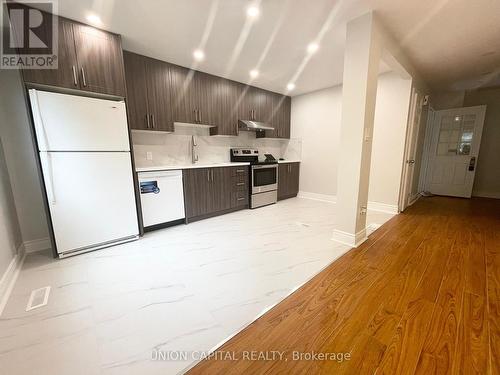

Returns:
132,126,302,167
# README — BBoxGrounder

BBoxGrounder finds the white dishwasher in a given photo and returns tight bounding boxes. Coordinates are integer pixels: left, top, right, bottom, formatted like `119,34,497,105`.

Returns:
138,170,185,228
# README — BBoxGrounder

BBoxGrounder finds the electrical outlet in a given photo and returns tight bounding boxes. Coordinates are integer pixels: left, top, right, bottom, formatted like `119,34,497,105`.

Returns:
146,152,153,161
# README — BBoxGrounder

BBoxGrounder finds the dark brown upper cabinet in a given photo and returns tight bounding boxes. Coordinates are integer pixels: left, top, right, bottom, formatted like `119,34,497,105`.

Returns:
21,18,79,91
239,86,273,122
271,95,291,139
21,14,125,97
170,65,219,126
210,78,242,136
72,23,126,97
123,51,174,132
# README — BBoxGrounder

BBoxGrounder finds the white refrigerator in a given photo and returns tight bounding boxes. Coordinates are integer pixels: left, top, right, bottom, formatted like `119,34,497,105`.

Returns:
29,89,139,257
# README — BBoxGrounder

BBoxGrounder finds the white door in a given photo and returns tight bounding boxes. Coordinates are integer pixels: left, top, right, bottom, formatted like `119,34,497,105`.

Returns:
40,152,139,255
399,89,422,211
29,89,130,151
425,105,486,198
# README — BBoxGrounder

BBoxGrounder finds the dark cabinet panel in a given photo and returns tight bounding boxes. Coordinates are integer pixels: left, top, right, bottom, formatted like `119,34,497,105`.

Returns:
196,72,220,126
264,94,291,139
123,51,149,130
73,23,126,97
288,162,300,196
123,52,175,132
19,11,126,97
170,64,198,124
144,58,174,132
183,168,212,218
278,164,289,200
239,86,273,122
210,78,241,136
212,167,233,212
183,166,248,221
278,162,300,200
21,18,79,90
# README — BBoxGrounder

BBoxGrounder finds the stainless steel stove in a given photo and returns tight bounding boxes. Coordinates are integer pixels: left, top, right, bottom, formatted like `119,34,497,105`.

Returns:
230,148,278,208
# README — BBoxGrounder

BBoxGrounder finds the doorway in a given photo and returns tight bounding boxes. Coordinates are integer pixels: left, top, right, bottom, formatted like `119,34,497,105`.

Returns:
424,105,487,198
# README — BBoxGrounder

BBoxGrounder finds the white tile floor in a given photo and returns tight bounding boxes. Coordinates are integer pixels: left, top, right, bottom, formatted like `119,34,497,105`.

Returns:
0,198,394,375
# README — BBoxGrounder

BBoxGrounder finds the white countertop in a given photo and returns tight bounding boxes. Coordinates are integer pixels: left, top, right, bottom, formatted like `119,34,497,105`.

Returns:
278,160,301,163
136,162,250,172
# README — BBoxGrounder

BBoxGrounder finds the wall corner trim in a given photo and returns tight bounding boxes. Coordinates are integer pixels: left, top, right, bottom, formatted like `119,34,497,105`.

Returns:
332,228,367,248
0,244,26,316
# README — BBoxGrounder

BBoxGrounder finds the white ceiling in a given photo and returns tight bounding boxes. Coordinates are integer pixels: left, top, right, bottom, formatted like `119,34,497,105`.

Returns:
30,0,500,95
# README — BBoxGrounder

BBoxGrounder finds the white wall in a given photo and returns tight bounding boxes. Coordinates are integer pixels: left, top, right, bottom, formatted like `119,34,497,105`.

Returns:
0,139,22,282
368,72,412,206
0,70,49,243
290,71,412,207
290,85,342,197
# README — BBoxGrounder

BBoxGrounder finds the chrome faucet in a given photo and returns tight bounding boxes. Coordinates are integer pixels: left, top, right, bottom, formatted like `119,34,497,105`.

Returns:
191,135,199,164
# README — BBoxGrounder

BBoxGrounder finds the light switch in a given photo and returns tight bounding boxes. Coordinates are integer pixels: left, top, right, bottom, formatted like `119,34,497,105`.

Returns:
146,152,153,161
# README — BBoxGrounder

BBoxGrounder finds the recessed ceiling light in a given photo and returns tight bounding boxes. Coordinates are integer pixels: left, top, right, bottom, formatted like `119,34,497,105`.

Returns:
287,83,295,91
246,6,260,18
86,14,102,26
307,42,319,54
193,49,205,61
249,69,259,78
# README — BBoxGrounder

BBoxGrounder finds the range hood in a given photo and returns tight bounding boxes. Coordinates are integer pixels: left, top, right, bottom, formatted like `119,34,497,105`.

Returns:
238,120,274,132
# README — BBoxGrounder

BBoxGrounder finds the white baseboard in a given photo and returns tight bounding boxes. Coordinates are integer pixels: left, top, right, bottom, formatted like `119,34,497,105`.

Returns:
472,191,500,199
332,227,367,248
297,191,337,203
0,244,26,316
297,192,399,215
367,201,399,214
23,237,51,253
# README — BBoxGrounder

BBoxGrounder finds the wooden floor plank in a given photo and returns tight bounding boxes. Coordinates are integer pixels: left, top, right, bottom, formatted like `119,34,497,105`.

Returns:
187,197,500,375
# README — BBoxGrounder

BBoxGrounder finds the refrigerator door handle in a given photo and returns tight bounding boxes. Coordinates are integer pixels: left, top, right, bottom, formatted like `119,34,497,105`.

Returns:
40,152,56,205
28,89,49,150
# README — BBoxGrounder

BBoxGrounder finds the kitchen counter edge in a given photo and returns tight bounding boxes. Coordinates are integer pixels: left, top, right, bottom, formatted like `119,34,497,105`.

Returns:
136,162,251,172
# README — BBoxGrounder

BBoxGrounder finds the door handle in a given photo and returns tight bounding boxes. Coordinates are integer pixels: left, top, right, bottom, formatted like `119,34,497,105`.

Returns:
80,67,87,87
468,157,476,171
407,159,415,164
72,66,78,86
40,152,56,205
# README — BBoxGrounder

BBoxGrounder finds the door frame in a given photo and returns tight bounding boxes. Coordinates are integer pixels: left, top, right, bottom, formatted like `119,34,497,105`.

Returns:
398,87,422,212
423,105,487,197
418,106,435,194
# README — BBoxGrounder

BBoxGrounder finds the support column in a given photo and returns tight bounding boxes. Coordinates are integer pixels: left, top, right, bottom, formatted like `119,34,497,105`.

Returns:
333,12,381,247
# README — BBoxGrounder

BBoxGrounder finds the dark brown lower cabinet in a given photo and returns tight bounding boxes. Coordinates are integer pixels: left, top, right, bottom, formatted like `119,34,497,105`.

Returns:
183,166,249,222
278,162,300,200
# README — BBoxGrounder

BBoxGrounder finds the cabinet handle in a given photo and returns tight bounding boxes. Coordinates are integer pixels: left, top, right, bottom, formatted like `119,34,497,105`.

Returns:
236,182,245,186
207,170,210,182
236,169,245,173
81,67,87,87
146,114,151,129
151,114,155,129
72,66,78,86
211,169,214,182
194,109,198,123
237,197,245,201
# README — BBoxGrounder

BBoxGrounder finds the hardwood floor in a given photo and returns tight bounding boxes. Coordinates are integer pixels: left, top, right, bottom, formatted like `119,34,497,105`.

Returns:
188,196,500,374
